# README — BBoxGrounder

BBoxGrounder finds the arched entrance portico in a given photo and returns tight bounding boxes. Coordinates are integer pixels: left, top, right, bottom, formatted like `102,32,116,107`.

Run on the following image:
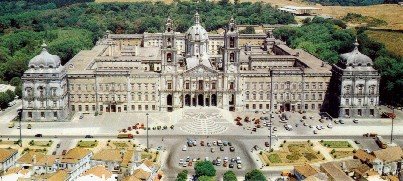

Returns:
198,94,204,106
184,94,191,106
167,94,173,112
211,94,217,106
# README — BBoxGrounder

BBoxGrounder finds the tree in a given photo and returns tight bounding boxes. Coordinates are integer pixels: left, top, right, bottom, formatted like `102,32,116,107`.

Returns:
239,26,255,34
194,161,216,177
223,171,237,181
245,169,266,181
176,170,188,181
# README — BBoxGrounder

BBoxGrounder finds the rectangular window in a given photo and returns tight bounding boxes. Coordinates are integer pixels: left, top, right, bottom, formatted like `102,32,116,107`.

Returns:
53,112,57,118
79,105,82,111
266,104,270,109
186,82,190,89
358,109,362,116
167,83,172,90
138,105,142,110
274,104,277,109
71,105,75,111
28,112,32,118
370,109,374,116
124,105,127,111
132,105,135,110
152,105,156,110
246,104,249,109
41,112,45,118
145,105,149,110
259,104,263,109
100,105,103,112
212,82,216,90
92,105,96,111
305,104,308,110
85,105,89,111
252,104,256,109
311,104,315,110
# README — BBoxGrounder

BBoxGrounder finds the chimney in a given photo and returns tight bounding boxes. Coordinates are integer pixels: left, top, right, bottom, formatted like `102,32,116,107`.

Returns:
321,62,325,67
295,52,300,57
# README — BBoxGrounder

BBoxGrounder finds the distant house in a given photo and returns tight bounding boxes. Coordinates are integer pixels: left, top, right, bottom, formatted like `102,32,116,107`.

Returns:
0,148,18,174
58,147,93,181
16,151,59,175
320,162,353,181
354,147,403,176
278,6,321,15
0,166,32,180
91,149,123,173
294,164,320,181
76,165,118,181
371,147,403,176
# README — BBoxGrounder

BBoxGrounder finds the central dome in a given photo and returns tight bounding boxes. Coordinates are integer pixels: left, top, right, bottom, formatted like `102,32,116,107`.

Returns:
186,12,208,42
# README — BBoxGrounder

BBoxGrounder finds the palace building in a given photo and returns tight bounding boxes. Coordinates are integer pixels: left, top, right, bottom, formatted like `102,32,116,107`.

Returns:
21,13,379,121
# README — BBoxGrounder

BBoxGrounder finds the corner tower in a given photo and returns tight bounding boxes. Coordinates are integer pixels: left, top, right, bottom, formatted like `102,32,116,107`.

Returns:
21,43,69,121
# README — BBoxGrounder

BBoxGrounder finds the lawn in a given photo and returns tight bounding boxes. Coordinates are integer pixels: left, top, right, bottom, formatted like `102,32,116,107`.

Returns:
259,141,324,166
113,142,129,148
321,141,351,148
267,154,282,163
77,140,98,148
29,140,53,147
141,151,158,162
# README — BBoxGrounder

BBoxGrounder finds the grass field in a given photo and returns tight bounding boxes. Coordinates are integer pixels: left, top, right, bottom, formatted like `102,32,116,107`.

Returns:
77,140,98,148
367,30,403,57
321,141,351,148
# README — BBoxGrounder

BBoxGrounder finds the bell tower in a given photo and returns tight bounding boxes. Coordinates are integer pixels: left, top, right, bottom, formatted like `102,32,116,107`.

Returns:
222,17,240,73
161,17,177,72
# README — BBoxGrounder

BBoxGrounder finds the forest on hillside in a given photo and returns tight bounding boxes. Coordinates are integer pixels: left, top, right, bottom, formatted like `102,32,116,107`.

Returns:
304,0,400,6
274,17,403,105
0,0,294,81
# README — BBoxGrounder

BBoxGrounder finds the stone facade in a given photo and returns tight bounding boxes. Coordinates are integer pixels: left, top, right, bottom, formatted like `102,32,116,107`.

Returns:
22,13,380,121
22,43,69,121
329,40,380,118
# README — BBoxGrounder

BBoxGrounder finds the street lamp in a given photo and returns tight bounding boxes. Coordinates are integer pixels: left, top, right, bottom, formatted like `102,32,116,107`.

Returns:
269,115,272,151
390,107,395,143
17,109,22,147
146,113,149,151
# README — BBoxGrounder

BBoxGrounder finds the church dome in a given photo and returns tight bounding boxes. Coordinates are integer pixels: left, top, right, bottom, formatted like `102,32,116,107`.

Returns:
186,12,208,42
340,39,373,67
29,43,61,69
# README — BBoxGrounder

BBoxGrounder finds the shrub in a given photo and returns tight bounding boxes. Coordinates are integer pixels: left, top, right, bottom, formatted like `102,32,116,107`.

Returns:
331,149,336,154
307,140,311,143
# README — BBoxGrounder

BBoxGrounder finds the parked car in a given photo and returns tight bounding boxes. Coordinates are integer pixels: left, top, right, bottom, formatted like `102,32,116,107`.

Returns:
211,148,215,153
220,146,224,151
27,124,32,129
313,130,318,134
237,163,242,169
182,145,187,151
229,163,234,168
62,150,67,155
56,143,61,148
273,127,278,131
353,119,359,124
179,159,184,165
265,142,270,147
52,151,56,155
35,134,42,137
354,140,360,144
228,142,232,146
230,147,235,152
79,114,84,119
327,124,333,129
200,141,205,146
8,122,14,128
85,135,93,138
339,119,345,124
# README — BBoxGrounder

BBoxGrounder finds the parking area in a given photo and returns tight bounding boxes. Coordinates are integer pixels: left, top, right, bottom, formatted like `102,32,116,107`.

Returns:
170,138,254,171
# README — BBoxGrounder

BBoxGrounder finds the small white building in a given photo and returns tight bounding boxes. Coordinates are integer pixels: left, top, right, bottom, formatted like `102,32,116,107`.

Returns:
0,148,18,174
371,147,403,176
76,165,118,181
58,147,93,181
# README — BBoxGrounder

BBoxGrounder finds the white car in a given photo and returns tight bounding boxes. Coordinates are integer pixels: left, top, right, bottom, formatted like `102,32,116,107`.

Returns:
182,145,187,151
313,130,318,134
205,157,209,161
353,119,359,124
316,125,321,130
179,159,184,165
327,124,333,129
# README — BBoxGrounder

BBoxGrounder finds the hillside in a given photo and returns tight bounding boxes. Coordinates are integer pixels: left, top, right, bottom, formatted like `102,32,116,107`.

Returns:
366,30,403,57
